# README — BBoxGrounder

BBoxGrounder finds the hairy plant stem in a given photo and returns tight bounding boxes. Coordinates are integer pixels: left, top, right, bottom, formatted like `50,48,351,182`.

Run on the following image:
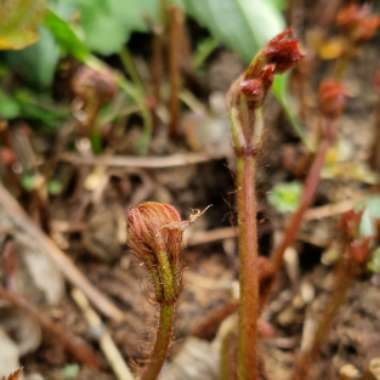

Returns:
141,303,175,380
236,153,259,380
229,105,262,380
140,250,177,380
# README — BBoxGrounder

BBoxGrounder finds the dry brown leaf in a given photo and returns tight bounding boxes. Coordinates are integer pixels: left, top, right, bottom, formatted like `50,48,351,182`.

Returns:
1,368,22,380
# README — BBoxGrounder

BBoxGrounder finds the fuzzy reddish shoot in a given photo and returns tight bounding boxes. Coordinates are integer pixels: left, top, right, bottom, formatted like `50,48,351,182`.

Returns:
292,210,373,380
127,202,184,380
227,29,303,380
263,79,348,308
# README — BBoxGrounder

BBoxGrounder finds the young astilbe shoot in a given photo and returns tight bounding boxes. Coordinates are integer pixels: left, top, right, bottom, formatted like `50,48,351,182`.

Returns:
226,28,303,380
127,202,184,380
292,209,375,380
336,3,380,45
334,3,380,78
262,79,349,309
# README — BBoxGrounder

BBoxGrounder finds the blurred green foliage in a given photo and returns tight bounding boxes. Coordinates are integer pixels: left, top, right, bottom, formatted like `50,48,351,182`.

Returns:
2,0,287,86
368,247,380,274
5,28,60,88
268,181,303,214
358,197,380,237
181,0,284,63
0,0,296,136
0,0,46,50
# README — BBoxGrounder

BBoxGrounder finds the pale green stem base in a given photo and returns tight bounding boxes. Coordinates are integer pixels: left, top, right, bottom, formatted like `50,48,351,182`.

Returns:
140,303,175,380
140,250,177,380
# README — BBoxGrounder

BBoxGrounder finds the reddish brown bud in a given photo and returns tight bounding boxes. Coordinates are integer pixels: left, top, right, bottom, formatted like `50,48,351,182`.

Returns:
240,79,264,103
237,29,303,108
127,202,183,265
354,16,380,42
337,4,380,42
318,79,348,119
71,66,117,104
340,209,362,240
0,147,16,167
374,69,380,91
337,4,364,28
263,28,304,73
348,238,371,265
257,256,275,300
257,256,275,283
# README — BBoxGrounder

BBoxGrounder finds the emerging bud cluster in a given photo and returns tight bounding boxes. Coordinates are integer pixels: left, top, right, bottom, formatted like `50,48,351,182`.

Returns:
71,65,117,104
337,4,380,43
239,28,304,107
127,201,185,304
318,79,348,120
127,202,183,267
340,210,371,265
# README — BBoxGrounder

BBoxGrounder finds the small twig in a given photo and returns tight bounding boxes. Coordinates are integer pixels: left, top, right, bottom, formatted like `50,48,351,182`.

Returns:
60,151,225,169
304,196,364,221
168,6,183,137
150,0,168,130
0,287,101,368
0,184,124,322
71,289,134,380
185,226,238,247
191,302,238,339
151,24,164,129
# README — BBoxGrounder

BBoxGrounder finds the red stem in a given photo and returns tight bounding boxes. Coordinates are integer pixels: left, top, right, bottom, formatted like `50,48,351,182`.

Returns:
0,287,101,368
261,135,332,308
291,252,356,380
237,153,259,380
168,6,181,137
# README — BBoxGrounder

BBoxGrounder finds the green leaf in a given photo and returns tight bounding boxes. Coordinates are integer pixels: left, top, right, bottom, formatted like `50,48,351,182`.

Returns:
21,173,40,191
182,0,284,62
61,363,80,379
192,36,219,70
44,9,89,61
268,181,302,214
269,0,287,10
368,247,380,274
358,197,380,237
5,27,60,88
73,0,159,55
0,88,21,118
0,0,46,50
14,89,69,129
48,179,63,195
